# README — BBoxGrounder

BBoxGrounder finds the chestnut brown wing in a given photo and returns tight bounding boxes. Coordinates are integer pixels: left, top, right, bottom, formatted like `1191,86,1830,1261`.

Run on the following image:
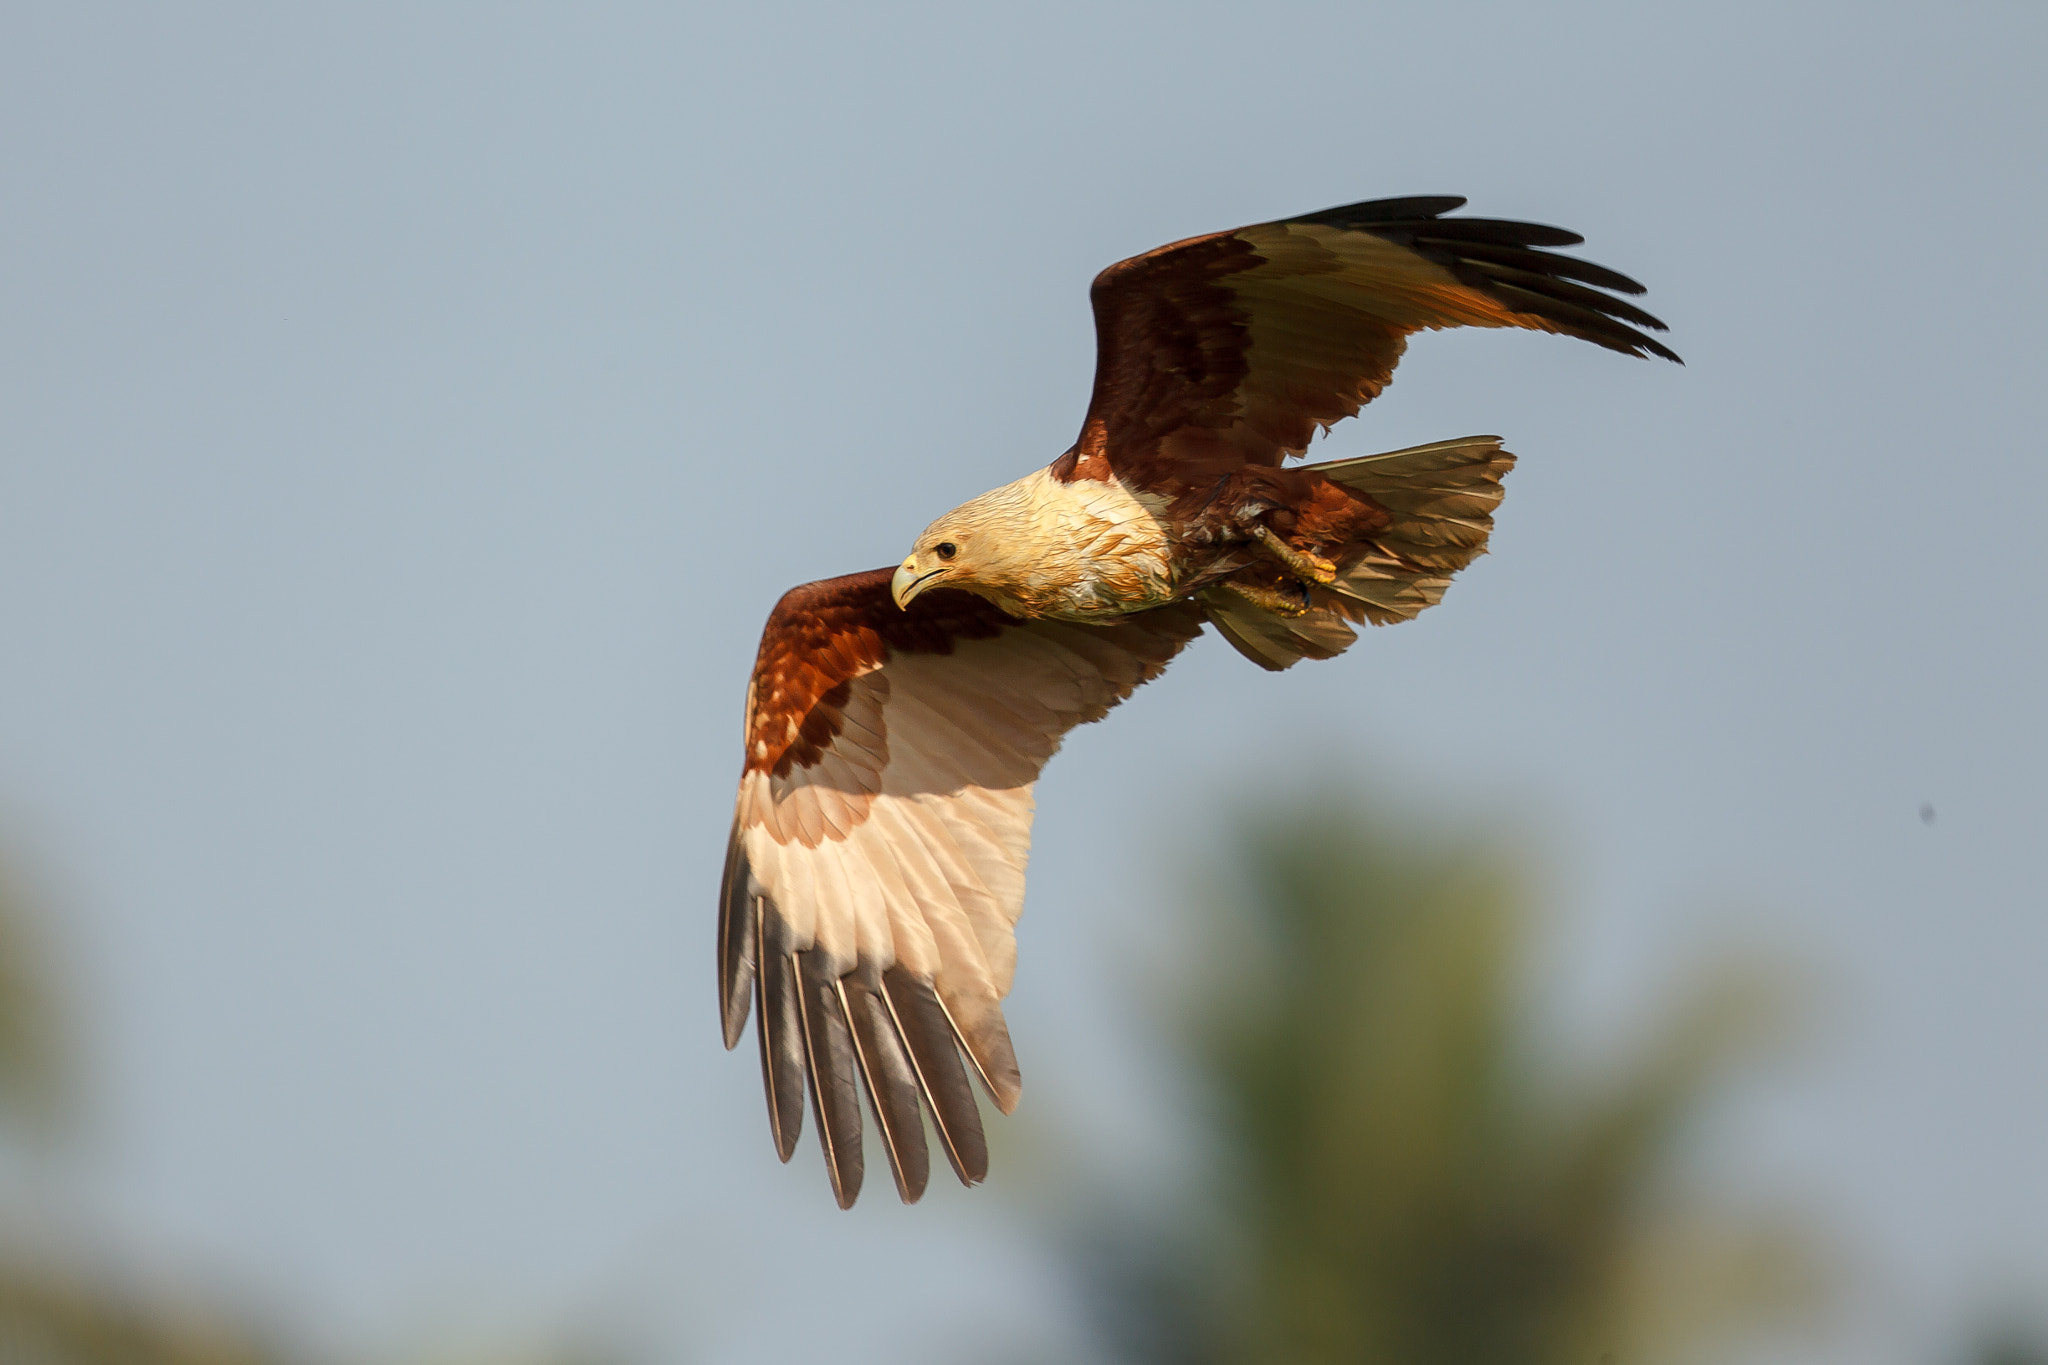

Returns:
1065,195,1677,492
720,570,1204,1206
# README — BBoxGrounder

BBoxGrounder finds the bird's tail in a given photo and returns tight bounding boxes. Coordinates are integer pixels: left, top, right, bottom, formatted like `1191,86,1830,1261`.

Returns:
1312,434,1515,624
1200,435,1514,671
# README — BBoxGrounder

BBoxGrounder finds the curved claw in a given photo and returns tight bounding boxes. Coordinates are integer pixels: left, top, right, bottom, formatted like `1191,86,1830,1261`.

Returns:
1247,523,1338,586
1223,576,1313,618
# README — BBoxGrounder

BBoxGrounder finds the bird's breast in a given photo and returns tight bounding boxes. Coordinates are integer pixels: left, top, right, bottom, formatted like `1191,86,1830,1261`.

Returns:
991,469,1184,621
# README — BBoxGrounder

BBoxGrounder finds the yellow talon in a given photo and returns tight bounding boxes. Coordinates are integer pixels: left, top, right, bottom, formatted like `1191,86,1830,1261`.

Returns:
1247,523,1338,586
1223,578,1312,618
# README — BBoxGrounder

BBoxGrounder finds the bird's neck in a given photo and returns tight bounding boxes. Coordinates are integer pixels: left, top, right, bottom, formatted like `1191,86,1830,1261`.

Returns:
955,468,1181,620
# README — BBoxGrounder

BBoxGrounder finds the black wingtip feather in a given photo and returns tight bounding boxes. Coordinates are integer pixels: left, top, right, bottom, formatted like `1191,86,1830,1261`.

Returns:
1288,194,1469,228
883,968,990,1187
717,834,756,1050
795,949,865,1209
933,991,1023,1116
1482,280,1681,363
1455,262,1670,333
1283,195,1681,365
754,902,806,1163
1443,239,1650,296
1404,216,1585,248
841,972,932,1204
746,902,1006,1202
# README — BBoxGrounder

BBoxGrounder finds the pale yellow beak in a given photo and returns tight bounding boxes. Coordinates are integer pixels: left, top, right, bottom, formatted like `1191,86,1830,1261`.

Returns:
891,554,944,610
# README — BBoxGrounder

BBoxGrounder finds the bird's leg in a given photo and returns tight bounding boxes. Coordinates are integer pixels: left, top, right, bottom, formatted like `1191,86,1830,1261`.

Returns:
1244,521,1337,586
1221,576,1312,618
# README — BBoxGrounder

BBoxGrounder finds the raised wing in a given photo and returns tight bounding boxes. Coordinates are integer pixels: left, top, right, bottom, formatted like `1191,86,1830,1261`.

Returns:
720,569,1204,1207
1062,195,1678,491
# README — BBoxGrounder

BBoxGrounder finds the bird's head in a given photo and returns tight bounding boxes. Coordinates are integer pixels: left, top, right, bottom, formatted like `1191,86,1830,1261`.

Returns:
890,477,1042,610
891,531,966,609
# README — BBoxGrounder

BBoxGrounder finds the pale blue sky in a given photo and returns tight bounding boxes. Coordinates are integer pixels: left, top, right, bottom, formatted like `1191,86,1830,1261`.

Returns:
1,2,2043,1361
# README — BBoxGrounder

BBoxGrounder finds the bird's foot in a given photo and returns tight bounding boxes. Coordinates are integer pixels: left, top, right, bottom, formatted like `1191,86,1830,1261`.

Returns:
1222,576,1312,618
1245,523,1337,586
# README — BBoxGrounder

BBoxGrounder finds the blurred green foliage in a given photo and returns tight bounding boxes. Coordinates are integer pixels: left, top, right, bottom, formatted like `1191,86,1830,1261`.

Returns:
1078,796,1820,1365
0,846,293,1365
0,856,65,1143
0,806,2032,1365
1970,1324,2048,1365
0,1270,288,1365
0,846,601,1365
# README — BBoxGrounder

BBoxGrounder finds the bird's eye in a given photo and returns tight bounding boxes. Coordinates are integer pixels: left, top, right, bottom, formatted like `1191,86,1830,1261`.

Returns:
935,542,957,561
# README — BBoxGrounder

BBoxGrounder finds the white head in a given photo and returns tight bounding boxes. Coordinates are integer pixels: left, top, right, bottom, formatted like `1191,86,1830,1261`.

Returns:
889,474,1047,610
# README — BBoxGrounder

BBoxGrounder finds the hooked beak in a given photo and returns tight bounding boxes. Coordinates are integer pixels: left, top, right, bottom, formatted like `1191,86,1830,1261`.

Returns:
891,555,945,610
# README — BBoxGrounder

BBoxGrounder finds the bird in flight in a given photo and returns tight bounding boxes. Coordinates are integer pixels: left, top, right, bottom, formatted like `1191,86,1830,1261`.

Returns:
719,195,1677,1207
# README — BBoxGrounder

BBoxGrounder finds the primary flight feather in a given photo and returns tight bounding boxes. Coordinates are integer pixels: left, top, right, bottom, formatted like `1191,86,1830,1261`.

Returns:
720,194,1677,1207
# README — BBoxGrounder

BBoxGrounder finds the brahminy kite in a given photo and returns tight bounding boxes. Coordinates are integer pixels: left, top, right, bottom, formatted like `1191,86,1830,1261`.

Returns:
719,195,1676,1206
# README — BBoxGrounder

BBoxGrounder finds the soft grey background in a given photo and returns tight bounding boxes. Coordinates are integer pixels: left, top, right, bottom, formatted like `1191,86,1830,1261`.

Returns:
2,1,2042,1361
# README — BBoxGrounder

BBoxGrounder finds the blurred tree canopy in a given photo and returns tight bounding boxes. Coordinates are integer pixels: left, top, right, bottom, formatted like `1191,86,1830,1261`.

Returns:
0,848,293,1365
0,847,608,1365
0,804,2032,1365
0,855,64,1143
1076,796,1820,1365
1969,1323,2048,1365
